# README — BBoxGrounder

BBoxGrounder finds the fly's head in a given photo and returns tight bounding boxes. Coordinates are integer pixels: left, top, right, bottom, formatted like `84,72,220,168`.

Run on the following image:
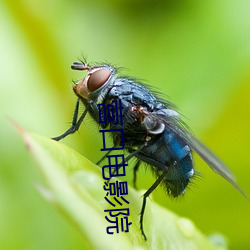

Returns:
72,61,116,102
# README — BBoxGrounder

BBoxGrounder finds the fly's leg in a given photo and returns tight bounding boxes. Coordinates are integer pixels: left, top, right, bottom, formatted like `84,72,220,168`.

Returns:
96,150,112,165
107,143,147,184
133,160,141,189
52,99,89,141
140,171,167,240
52,99,103,141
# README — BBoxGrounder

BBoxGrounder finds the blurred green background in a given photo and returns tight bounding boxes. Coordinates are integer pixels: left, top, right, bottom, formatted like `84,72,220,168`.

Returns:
1,0,250,249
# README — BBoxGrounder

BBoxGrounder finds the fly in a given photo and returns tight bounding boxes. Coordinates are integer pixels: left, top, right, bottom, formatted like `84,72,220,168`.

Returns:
52,60,247,240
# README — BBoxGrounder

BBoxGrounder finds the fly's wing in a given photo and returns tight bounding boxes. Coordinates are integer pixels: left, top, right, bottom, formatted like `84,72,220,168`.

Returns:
150,110,247,198
182,131,248,198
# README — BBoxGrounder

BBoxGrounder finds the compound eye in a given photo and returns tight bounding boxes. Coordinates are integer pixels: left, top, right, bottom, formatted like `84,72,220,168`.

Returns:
87,68,111,92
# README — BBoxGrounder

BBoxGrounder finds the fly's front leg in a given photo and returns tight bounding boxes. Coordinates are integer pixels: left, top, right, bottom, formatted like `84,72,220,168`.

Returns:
140,171,167,240
52,99,89,141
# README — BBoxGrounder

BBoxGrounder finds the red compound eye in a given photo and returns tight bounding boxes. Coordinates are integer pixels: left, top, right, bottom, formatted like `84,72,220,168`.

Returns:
87,68,111,92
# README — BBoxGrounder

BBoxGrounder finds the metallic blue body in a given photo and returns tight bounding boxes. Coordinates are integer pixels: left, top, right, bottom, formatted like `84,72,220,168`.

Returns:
88,76,194,197
53,61,245,240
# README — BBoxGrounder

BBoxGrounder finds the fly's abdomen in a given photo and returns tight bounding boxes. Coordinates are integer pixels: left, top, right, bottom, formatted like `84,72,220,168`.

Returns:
165,153,193,197
164,129,194,196
137,128,194,197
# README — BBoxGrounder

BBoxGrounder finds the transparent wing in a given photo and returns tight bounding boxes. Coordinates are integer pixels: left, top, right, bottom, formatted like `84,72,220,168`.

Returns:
148,110,247,198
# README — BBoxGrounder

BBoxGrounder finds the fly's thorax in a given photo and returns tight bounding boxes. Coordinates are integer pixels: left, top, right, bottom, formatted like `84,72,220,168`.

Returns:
73,64,117,103
141,115,165,134
140,109,181,135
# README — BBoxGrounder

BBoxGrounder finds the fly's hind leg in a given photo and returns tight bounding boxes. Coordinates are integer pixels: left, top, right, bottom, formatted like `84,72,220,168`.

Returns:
132,160,141,189
140,171,167,240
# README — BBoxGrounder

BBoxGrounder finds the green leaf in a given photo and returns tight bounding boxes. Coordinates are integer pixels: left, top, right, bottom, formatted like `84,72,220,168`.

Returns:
18,126,227,250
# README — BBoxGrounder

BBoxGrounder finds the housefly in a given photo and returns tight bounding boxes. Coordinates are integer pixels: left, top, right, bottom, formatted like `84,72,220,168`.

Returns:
52,60,246,240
